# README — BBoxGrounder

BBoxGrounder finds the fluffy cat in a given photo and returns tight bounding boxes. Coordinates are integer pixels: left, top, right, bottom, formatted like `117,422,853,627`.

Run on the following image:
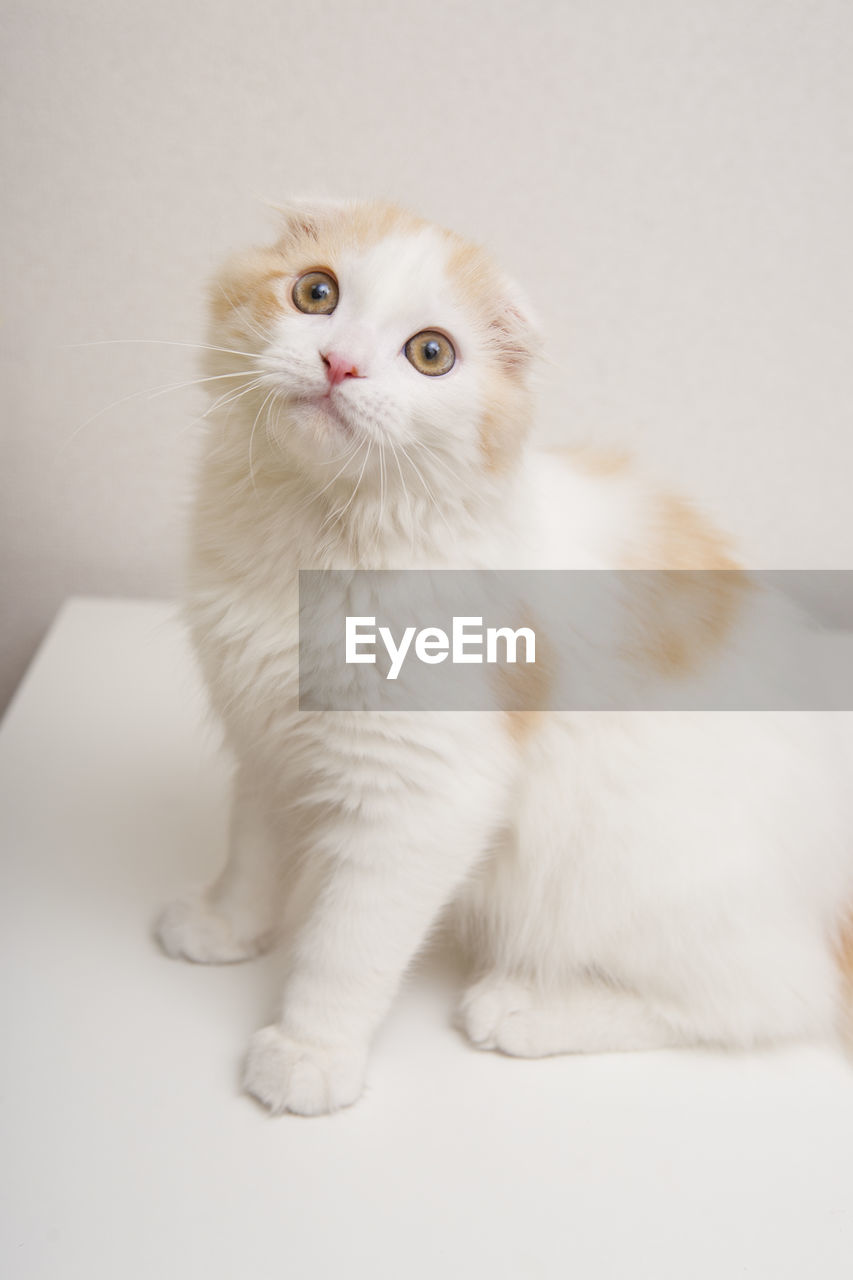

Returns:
155,199,853,1115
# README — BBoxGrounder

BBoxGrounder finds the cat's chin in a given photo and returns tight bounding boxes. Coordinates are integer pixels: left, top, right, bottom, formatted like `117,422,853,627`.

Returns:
293,393,356,445
277,395,372,480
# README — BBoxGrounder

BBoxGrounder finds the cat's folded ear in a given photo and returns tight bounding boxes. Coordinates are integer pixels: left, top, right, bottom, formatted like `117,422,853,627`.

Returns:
266,196,351,244
490,277,542,377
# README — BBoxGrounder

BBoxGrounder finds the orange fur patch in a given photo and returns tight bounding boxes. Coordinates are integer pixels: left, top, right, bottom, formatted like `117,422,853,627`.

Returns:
209,248,292,340
496,620,553,743
446,238,537,374
629,493,740,572
504,710,543,744
211,202,430,339
273,200,431,267
623,491,748,678
446,237,538,473
478,381,531,474
554,446,631,477
837,911,853,1046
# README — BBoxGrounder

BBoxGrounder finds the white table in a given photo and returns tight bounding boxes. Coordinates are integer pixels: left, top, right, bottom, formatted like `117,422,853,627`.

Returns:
2,598,852,1279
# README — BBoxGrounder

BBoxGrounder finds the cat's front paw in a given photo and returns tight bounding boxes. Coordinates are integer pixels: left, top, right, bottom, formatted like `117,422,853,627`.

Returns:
154,896,270,964
243,1025,367,1116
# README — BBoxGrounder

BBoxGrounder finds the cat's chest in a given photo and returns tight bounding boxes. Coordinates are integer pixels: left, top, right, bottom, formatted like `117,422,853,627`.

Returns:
188,506,304,740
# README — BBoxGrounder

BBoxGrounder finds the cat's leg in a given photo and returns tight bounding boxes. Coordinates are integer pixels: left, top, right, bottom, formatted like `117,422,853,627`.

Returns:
455,749,842,1058
155,768,285,963
243,753,507,1116
459,975,678,1056
458,928,840,1058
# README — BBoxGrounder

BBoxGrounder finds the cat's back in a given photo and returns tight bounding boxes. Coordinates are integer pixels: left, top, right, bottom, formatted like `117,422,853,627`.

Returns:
526,445,737,573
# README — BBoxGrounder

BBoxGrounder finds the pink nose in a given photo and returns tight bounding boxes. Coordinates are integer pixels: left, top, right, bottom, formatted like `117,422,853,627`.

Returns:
322,351,360,387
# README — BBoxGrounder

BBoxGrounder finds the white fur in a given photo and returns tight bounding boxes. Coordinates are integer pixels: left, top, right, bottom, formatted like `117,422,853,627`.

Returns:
156,207,853,1114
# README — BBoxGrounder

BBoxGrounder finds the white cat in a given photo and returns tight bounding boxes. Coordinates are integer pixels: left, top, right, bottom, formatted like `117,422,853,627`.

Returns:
156,199,853,1115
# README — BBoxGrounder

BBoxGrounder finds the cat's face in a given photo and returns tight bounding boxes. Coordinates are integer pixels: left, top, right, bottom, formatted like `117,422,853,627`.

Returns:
207,201,538,487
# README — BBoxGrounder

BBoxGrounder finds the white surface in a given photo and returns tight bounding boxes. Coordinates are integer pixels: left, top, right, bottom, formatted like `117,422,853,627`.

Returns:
2,597,853,1279
3,0,853,709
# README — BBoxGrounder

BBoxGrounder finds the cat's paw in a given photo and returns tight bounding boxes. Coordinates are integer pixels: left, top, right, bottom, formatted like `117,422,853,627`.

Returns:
459,981,587,1057
456,977,534,1050
243,1026,367,1116
154,896,270,964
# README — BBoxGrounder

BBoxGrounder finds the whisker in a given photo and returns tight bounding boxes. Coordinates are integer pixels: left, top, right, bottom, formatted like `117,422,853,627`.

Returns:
294,437,364,514
388,438,416,558
409,439,463,486
64,338,260,360
248,386,278,492
397,442,457,542
148,370,260,403
318,438,372,535
215,283,273,348
377,440,387,533
177,376,269,439
205,376,268,416
56,369,261,460
341,439,373,525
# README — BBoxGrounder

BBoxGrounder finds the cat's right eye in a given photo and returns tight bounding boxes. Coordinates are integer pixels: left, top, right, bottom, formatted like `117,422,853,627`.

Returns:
292,270,339,315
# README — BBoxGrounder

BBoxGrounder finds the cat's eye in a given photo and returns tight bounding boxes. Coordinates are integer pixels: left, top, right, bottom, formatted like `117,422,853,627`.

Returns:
292,270,339,315
404,330,456,376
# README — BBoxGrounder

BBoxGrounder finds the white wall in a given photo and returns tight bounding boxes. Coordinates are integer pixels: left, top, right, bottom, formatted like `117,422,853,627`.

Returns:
2,0,852,710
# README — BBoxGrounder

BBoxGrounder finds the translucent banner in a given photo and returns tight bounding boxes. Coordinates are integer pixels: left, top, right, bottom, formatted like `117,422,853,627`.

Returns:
298,570,853,711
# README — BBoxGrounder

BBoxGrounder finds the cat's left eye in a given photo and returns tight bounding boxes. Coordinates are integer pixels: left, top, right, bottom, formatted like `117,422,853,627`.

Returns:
404,330,456,376
292,270,339,315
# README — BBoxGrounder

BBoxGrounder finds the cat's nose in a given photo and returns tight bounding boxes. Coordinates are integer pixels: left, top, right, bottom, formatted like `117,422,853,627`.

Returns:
321,351,361,387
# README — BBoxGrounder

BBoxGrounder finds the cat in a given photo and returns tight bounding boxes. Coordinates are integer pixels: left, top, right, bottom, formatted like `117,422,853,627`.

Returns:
155,199,853,1115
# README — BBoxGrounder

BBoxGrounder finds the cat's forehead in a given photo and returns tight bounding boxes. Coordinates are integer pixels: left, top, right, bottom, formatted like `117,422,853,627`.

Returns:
279,203,501,332
333,229,456,324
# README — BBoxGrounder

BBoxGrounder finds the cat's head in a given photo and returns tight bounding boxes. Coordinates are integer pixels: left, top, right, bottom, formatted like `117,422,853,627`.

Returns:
206,200,539,490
